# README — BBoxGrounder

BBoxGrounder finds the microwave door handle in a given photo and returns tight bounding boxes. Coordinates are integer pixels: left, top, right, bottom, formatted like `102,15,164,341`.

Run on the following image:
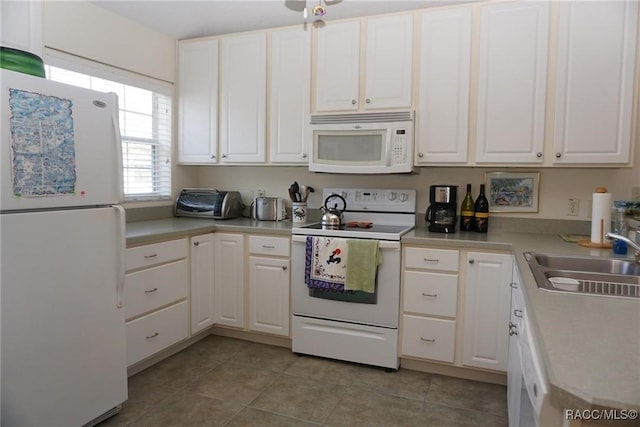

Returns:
385,129,393,166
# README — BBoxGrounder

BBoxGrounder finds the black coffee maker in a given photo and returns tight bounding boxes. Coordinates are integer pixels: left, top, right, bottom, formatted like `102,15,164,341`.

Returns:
425,185,458,233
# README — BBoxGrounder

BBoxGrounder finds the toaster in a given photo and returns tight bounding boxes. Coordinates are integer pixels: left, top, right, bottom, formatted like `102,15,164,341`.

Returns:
175,188,243,220
253,197,287,221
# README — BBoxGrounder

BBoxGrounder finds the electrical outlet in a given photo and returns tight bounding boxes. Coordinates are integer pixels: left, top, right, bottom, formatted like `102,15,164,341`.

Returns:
256,189,266,197
632,186,640,201
567,198,580,216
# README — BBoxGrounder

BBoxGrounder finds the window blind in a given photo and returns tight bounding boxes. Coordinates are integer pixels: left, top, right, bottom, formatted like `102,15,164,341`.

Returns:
44,60,172,201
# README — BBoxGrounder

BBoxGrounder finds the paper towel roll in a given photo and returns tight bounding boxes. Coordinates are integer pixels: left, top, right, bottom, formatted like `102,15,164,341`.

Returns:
591,191,613,244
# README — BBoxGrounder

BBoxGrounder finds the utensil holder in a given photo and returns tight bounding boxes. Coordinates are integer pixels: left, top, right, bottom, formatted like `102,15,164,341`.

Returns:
292,202,307,223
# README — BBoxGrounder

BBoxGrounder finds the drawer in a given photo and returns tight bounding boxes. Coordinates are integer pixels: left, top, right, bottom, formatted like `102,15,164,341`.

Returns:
126,238,188,271
403,271,458,317
404,247,459,272
249,235,290,257
401,315,456,363
125,301,189,367
124,259,189,320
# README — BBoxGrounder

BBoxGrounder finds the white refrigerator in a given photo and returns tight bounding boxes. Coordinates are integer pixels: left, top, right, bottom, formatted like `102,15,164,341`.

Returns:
0,69,128,426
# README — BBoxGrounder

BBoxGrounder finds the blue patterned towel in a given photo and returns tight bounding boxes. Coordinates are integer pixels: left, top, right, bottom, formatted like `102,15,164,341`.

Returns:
304,236,348,291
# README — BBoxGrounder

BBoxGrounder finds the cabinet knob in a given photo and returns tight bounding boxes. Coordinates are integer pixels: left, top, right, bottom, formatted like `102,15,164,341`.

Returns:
351,99,357,105
193,241,200,247
365,98,371,104
211,154,216,159
418,152,424,158
282,266,288,271
555,152,562,158
468,259,475,264
222,154,227,158
302,154,307,158
510,282,517,288
536,152,542,158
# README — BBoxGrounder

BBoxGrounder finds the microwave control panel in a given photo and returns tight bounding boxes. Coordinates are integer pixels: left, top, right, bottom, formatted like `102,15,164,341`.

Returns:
392,128,408,164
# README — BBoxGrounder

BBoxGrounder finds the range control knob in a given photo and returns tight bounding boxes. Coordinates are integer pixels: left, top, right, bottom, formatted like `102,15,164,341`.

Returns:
387,192,398,201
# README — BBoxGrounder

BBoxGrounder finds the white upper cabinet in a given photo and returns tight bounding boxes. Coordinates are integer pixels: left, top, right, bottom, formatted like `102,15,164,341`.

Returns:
177,39,219,164
416,7,471,164
314,20,361,112
475,1,549,164
364,14,414,110
552,1,638,164
1,0,42,56
314,14,413,112
269,26,311,164
220,32,267,163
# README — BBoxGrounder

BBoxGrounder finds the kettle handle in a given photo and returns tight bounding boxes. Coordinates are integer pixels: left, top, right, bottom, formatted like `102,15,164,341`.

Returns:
324,193,347,212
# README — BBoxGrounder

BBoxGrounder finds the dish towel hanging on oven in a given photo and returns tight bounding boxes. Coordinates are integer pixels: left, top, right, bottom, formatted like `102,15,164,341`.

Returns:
345,239,381,293
305,236,348,291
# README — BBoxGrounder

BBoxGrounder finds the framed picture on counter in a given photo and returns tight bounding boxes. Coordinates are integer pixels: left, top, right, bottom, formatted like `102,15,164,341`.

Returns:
485,171,540,213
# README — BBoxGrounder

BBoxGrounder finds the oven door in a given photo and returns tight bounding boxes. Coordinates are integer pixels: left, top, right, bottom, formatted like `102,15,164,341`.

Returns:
291,235,401,328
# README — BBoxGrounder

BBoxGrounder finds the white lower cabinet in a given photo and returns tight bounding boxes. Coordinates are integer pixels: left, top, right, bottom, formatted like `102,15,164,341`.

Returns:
190,233,215,334
402,245,513,374
401,247,459,364
213,233,245,328
248,235,291,337
125,301,189,367
462,251,513,372
402,315,456,363
124,238,190,367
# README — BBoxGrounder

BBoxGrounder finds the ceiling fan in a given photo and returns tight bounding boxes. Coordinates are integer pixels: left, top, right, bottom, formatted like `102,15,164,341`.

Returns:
285,0,343,25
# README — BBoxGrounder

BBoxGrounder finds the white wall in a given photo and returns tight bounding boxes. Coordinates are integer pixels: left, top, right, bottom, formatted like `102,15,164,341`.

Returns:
42,0,199,203
196,158,640,222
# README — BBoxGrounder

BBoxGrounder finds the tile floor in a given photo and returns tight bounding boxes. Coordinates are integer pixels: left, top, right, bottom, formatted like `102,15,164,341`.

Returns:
101,335,508,427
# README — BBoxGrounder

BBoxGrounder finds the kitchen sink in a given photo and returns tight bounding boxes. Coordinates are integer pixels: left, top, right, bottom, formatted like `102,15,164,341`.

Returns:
523,252,640,299
530,253,640,275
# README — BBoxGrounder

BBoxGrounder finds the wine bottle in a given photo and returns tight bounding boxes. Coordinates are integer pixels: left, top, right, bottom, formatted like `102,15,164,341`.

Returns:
474,184,489,233
460,184,475,232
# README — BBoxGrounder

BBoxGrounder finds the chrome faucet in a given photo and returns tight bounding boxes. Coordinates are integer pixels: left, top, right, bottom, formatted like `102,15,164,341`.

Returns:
605,232,640,260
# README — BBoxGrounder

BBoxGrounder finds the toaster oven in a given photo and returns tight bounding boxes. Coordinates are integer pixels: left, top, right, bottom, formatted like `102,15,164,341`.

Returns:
175,189,243,220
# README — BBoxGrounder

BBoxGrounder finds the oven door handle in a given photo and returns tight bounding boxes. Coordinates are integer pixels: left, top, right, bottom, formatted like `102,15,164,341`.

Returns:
292,235,400,249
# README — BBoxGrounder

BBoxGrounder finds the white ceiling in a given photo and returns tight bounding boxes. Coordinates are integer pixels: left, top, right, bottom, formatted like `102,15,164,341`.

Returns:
91,0,477,40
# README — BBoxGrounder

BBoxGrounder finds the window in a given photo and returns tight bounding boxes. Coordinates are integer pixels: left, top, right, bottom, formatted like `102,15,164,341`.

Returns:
44,59,172,201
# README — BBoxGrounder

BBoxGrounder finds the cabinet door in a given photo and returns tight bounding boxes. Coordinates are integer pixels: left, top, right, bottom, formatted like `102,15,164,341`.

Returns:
314,20,361,112
364,13,413,109
475,2,549,163
270,27,311,164
220,33,266,163
177,39,219,164
214,233,245,328
248,256,290,336
553,1,637,164
190,233,215,334
462,251,512,372
1,0,42,56
416,8,471,164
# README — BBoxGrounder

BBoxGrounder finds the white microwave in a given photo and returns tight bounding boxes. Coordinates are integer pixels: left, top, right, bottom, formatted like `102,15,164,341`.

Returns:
308,111,414,174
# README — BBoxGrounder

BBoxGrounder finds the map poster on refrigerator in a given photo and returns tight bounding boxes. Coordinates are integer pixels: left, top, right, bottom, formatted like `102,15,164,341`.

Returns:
8,88,77,197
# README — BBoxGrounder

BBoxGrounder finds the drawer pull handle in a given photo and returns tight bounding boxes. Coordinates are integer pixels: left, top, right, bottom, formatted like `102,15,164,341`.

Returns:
422,292,438,297
262,245,275,249
145,332,159,340
144,254,158,259
509,327,518,336
420,337,436,343
514,309,523,318
145,288,158,294
510,282,517,288
423,258,439,263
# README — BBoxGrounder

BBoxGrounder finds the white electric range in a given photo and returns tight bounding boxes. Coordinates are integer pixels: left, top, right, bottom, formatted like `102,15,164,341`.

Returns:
291,188,416,370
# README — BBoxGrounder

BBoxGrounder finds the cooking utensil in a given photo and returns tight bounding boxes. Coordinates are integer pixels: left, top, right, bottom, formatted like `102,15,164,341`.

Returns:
346,221,373,229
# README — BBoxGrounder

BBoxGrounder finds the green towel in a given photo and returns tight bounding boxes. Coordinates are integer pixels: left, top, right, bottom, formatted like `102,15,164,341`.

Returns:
345,240,382,293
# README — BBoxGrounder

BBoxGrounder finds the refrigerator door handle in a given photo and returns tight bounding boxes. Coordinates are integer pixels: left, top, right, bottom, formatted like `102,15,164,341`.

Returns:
114,205,126,308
